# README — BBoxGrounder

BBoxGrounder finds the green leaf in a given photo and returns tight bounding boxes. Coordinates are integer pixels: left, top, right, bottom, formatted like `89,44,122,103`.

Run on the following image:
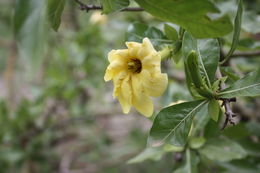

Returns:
164,24,178,41
246,121,260,137
148,100,207,147
218,69,260,98
174,149,200,173
172,40,182,63
208,99,220,121
128,146,165,163
221,0,243,64
47,0,65,31
126,23,170,46
102,0,129,14
189,137,206,149
219,159,260,173
182,32,220,86
14,0,47,76
135,0,233,38
204,120,221,139
128,144,183,164
220,67,240,82
199,137,247,162
192,103,210,136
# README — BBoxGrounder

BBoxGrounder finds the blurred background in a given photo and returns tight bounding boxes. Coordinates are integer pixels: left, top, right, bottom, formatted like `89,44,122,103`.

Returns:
0,0,260,173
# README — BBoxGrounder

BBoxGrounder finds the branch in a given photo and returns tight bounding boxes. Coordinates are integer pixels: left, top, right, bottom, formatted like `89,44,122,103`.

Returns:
216,68,237,130
74,0,144,12
230,50,260,58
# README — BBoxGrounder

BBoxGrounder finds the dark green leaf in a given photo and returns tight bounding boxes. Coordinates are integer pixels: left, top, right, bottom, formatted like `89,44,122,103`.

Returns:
126,23,170,46
135,0,233,38
246,121,260,137
164,24,178,41
221,0,243,64
102,0,129,14
148,100,207,147
204,120,221,139
199,137,247,162
218,69,260,98
208,99,220,121
47,0,65,31
172,41,182,63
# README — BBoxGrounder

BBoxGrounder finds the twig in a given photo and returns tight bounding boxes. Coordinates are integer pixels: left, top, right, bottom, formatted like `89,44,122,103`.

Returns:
74,0,144,12
216,68,237,130
230,50,260,58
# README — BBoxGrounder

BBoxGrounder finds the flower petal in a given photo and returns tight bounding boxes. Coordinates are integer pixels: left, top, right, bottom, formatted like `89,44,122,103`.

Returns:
132,75,154,117
125,41,142,58
112,71,128,98
138,38,157,58
140,70,168,97
108,49,129,63
142,52,161,74
104,60,126,81
117,75,132,114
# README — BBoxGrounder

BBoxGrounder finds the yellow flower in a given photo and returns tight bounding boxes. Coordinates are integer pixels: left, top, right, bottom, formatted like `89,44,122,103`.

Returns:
89,11,107,24
104,38,168,117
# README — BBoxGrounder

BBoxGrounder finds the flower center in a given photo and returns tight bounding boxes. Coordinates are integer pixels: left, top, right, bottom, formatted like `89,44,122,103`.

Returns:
127,58,142,73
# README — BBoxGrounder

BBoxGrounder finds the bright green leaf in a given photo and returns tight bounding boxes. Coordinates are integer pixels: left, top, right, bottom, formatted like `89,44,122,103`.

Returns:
199,137,247,162
148,100,207,147
102,0,129,14
208,99,220,121
47,0,65,31
218,69,260,98
164,24,178,41
135,0,233,38
189,137,206,149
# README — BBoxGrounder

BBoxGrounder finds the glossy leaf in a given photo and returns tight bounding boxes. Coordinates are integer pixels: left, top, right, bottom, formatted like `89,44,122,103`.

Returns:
135,0,233,38
174,149,199,173
47,0,65,31
218,69,260,98
102,0,129,14
199,138,247,162
208,99,220,121
148,100,207,147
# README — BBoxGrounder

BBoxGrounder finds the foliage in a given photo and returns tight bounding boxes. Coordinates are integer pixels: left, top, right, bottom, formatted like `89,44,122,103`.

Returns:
0,0,259,172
